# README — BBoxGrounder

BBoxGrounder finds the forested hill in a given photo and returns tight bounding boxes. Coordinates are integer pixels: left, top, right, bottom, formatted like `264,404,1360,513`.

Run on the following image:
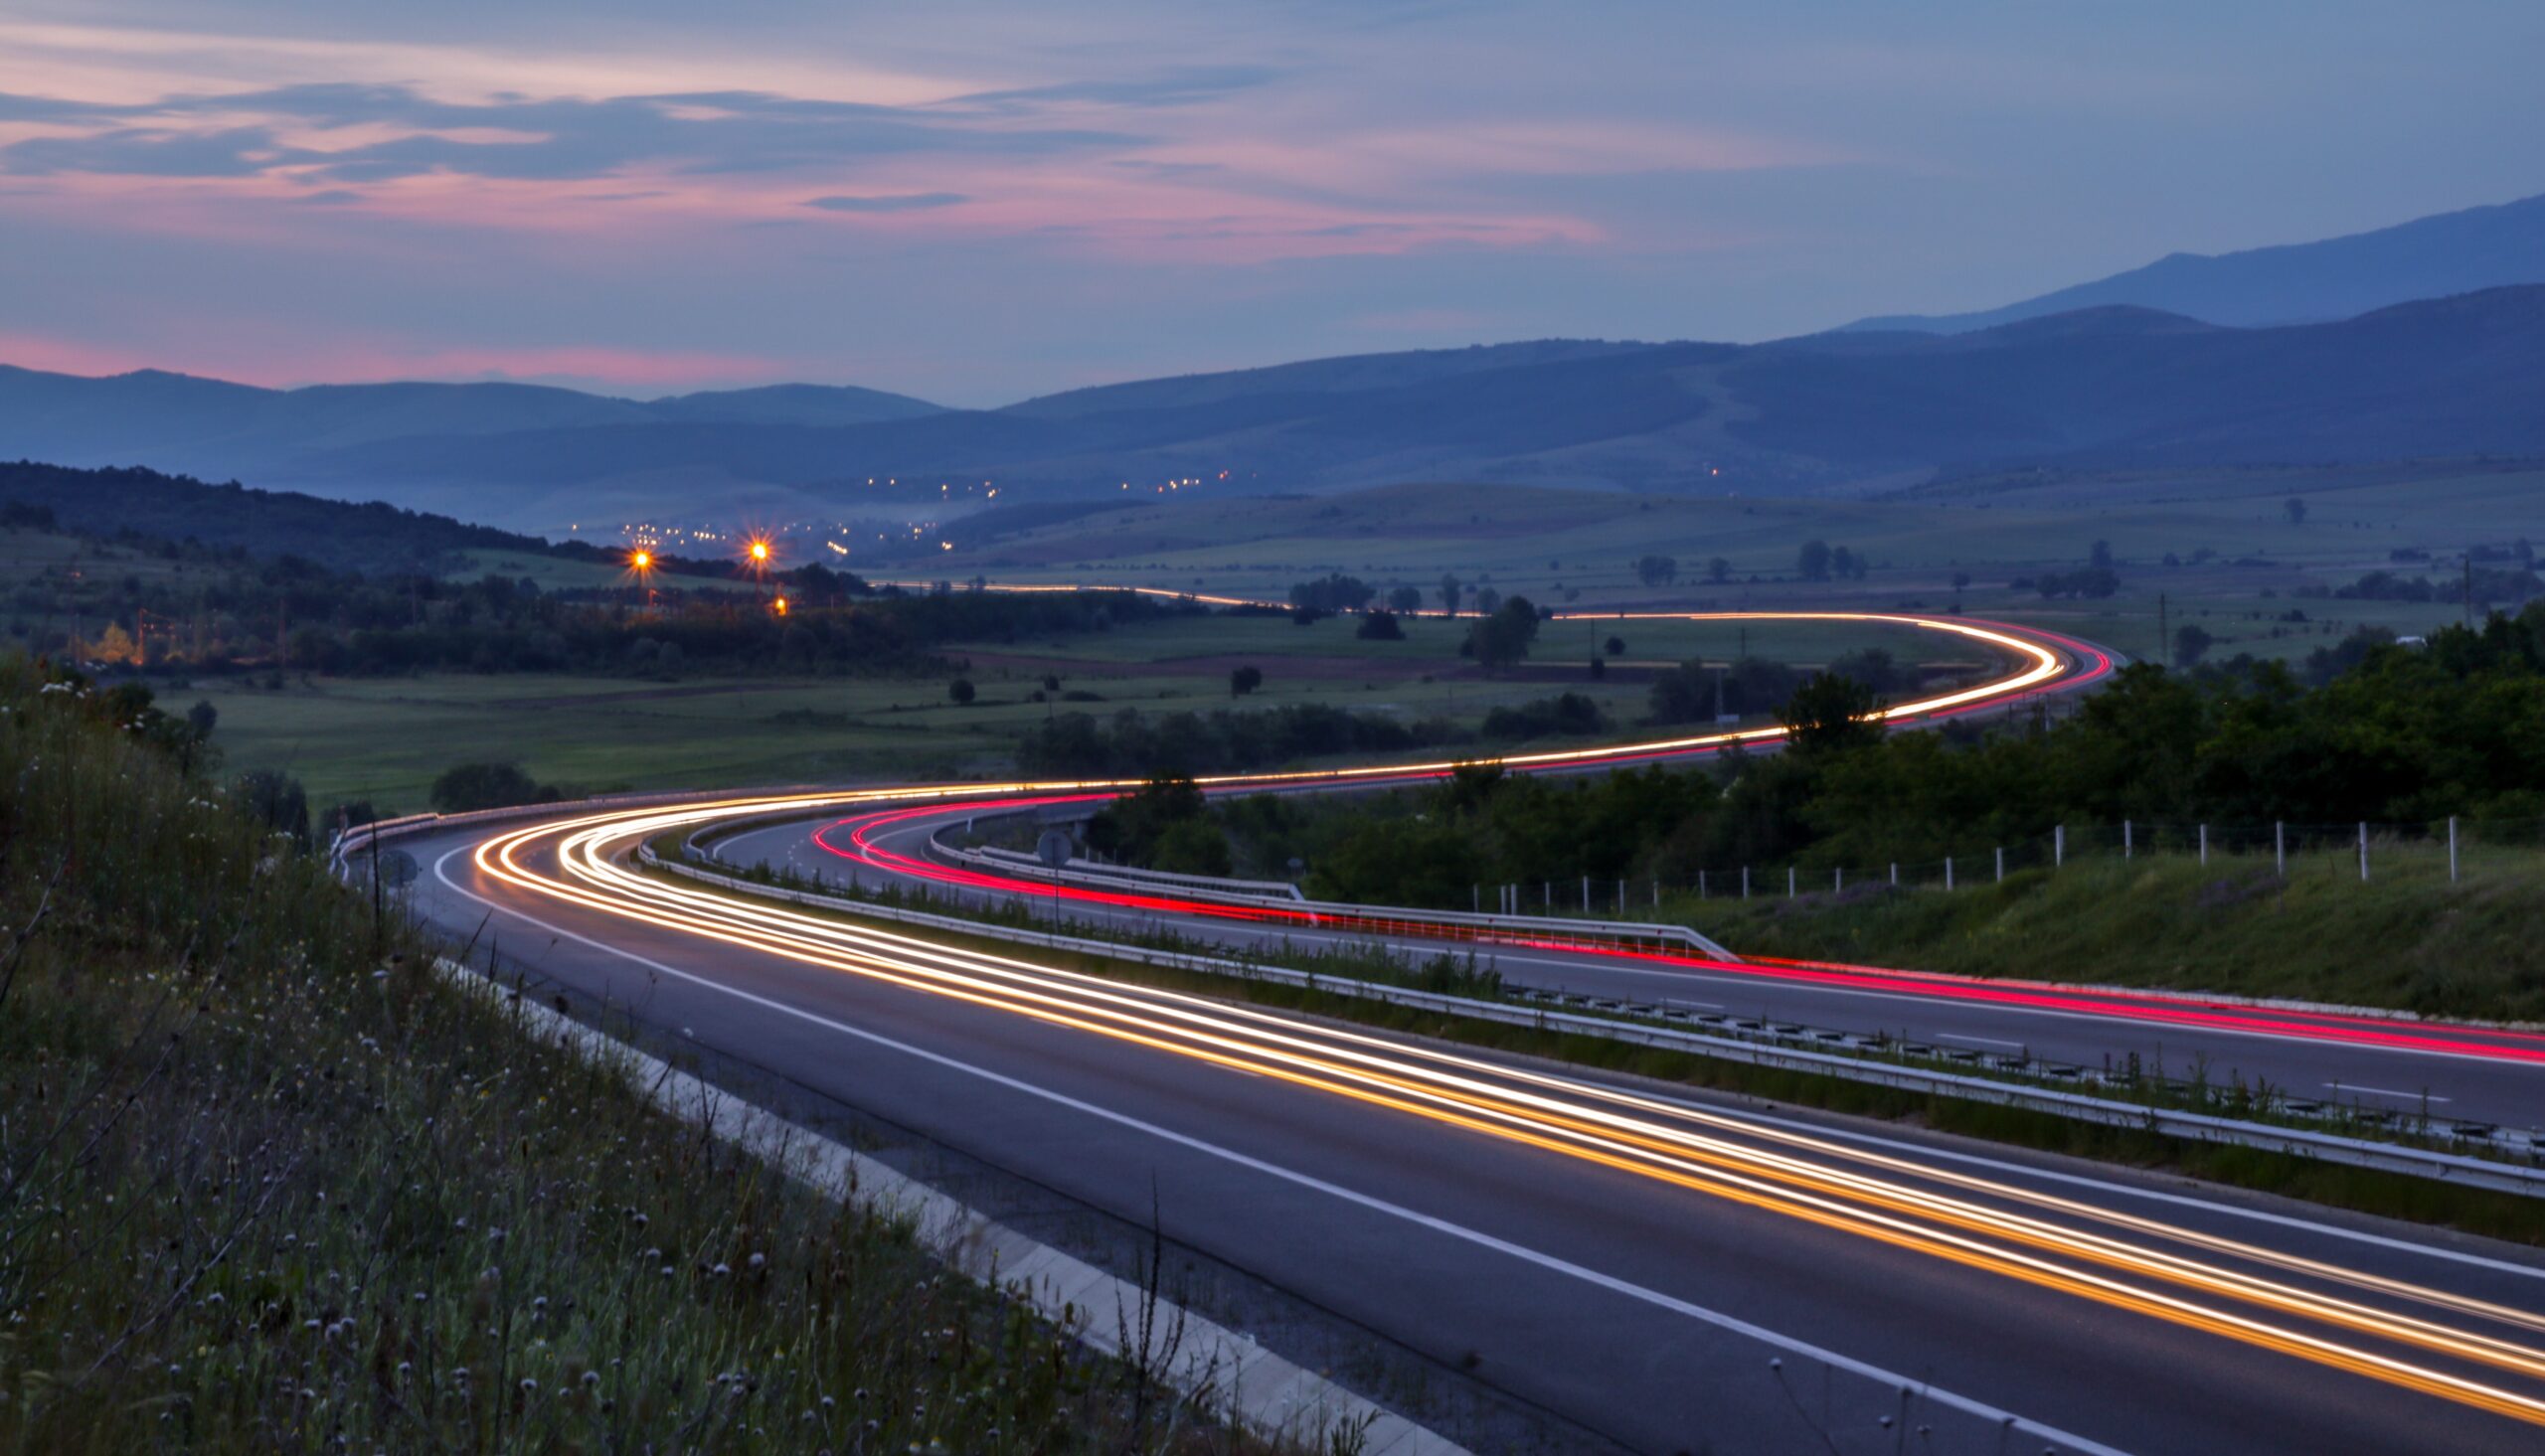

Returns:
0,459,551,574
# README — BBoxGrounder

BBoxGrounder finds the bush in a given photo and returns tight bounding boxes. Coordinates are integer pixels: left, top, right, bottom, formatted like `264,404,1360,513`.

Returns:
430,760,559,813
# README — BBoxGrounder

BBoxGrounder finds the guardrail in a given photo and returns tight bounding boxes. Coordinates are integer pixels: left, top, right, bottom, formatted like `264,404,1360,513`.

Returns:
971,843,1310,900
637,845,2545,1200
927,826,1741,959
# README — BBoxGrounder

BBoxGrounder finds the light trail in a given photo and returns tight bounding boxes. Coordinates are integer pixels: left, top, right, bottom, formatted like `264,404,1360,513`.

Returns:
451,794,2545,1428
398,607,2545,1430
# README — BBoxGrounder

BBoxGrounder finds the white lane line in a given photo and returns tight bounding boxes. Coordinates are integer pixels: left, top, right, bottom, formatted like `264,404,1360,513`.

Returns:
459,832,2545,1288
1938,1034,2025,1050
2327,1084,2451,1103
433,845,2128,1456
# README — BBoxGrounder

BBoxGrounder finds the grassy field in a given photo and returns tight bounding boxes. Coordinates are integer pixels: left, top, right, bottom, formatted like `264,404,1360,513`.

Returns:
186,602,2012,812
1673,844,2545,1023
0,654,1260,1454
913,464,2545,665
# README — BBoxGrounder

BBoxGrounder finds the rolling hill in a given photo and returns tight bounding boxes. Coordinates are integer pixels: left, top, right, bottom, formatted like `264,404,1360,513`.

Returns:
4,287,2542,531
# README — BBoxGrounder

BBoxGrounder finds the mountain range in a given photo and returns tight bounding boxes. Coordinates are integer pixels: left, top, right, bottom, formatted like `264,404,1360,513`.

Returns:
5,193,2542,532
1845,191,2545,334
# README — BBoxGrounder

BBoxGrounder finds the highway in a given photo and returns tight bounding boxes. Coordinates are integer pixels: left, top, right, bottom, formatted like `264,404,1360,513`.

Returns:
362,612,2545,1452
395,798,2545,1454
719,798,2545,1135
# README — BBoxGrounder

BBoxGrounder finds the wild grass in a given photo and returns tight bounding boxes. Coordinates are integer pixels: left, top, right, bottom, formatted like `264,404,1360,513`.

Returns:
1680,846,2545,1022
0,654,1266,1454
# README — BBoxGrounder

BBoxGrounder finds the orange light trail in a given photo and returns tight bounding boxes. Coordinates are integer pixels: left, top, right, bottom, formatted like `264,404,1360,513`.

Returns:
451,792,2545,1428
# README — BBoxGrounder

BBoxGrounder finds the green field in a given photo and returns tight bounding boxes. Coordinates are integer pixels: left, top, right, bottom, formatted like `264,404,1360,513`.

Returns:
186,599,2034,813
916,465,2545,666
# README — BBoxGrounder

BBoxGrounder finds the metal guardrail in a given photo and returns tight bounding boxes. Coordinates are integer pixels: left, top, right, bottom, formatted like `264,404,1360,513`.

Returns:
927,826,1742,960
971,843,1310,900
639,846,2545,1200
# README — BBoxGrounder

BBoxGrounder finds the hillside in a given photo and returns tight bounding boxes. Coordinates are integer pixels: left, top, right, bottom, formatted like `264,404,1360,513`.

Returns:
0,459,556,574
6,287,2544,528
1847,191,2545,334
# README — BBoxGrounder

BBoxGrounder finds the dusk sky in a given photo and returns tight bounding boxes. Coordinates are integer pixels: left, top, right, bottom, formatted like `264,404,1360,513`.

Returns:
4,2,2540,404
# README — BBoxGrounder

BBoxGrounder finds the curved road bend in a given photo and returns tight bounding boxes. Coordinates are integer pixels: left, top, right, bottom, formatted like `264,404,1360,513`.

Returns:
398,800,2545,1456
732,799,2545,1132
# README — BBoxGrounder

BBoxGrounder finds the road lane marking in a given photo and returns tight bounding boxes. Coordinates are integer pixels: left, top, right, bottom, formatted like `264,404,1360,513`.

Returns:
418,824,2545,1296
1939,1034,2026,1050
2329,1084,2452,1103
433,844,2130,1456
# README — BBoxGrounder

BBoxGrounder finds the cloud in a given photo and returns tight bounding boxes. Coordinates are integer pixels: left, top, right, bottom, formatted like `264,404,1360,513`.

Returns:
0,81,1140,184
948,65,1279,114
804,191,967,213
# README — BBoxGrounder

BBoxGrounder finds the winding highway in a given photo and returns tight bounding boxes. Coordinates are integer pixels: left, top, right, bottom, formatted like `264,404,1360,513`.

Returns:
366,609,2545,1453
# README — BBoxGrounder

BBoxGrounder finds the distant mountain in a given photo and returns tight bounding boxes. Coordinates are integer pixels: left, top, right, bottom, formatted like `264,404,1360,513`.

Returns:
6,287,2545,529
1845,192,2545,334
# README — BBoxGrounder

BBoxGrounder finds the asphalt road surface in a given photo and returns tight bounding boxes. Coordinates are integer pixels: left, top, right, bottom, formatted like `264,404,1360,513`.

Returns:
389,801,2545,1456
727,802,2545,1136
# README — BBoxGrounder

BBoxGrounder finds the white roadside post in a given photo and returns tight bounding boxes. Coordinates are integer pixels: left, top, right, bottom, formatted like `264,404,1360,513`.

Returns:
1995,846,2005,883
2276,821,2287,877
2054,824,2065,868
2358,822,2369,883
1889,862,1898,886
1946,856,1954,890
1786,866,1796,898
2124,820,2133,860
2199,823,2208,866
2450,816,2460,883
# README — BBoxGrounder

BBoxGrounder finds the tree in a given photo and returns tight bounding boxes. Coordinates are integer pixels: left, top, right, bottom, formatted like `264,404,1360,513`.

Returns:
1084,775,1212,866
1472,586,1501,617
234,768,311,846
1387,585,1424,614
1356,609,1405,640
1464,594,1541,673
1633,555,1679,586
1288,573,1374,613
1706,557,1732,584
1951,570,1972,592
947,677,975,706
1230,664,1264,697
1604,635,1625,656
1796,540,1833,581
186,699,219,740
2090,539,2115,570
2173,623,2216,669
1437,574,1463,615
430,761,556,814
2285,497,2308,526
1778,672,1881,757
1587,655,1607,680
